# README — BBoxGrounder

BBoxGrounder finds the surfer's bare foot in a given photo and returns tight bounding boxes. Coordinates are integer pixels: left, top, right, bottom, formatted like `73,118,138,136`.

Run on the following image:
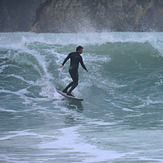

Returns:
67,93,74,97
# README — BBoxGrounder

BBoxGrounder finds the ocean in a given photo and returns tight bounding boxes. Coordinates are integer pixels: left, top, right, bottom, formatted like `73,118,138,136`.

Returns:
0,32,163,162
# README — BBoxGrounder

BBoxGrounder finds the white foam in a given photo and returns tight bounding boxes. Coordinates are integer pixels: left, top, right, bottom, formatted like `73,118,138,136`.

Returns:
39,126,123,162
0,108,17,113
1,44,61,100
5,74,35,85
122,108,134,112
0,64,19,73
133,96,163,109
0,88,53,105
0,130,38,141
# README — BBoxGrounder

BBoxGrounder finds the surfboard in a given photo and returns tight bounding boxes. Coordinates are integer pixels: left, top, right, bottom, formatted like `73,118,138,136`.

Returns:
57,90,83,101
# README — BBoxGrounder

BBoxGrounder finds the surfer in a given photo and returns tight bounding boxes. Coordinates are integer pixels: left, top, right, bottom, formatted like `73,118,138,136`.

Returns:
60,46,88,96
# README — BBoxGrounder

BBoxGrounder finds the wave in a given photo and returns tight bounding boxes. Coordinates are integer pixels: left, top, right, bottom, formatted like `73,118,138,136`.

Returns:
0,32,163,105
1,32,163,162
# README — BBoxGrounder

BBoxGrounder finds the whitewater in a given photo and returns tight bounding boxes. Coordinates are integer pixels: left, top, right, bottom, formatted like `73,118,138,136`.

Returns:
0,32,163,162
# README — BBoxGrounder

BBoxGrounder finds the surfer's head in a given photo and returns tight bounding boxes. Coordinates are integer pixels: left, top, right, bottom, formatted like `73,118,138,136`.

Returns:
76,46,83,54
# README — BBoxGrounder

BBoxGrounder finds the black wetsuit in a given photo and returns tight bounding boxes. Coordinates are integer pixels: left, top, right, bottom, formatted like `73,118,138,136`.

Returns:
62,52,87,94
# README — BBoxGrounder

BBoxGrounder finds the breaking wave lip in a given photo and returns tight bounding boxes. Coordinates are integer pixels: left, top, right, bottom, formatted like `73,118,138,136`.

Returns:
0,32,162,47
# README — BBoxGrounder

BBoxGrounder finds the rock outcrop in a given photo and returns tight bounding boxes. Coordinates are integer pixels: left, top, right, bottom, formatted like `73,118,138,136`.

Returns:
0,0,41,32
0,0,163,32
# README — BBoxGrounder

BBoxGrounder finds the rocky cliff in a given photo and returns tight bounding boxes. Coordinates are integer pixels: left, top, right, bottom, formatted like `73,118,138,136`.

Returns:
0,0,163,33
0,0,41,32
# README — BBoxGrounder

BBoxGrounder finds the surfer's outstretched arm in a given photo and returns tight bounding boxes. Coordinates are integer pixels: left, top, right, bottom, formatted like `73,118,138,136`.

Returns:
60,53,71,68
80,58,88,72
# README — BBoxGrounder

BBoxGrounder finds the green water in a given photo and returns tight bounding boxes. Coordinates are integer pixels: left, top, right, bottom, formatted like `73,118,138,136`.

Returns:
0,32,163,162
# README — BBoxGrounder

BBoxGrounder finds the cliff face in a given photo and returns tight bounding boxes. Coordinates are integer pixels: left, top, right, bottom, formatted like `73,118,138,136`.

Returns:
0,0,41,32
0,0,163,33
31,0,163,32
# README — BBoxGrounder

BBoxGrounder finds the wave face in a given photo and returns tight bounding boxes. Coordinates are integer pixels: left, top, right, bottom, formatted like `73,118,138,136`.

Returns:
0,32,163,162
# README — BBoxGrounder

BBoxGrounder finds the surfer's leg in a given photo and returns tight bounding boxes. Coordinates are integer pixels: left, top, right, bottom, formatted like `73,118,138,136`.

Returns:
67,71,78,95
63,82,73,93
63,69,75,93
